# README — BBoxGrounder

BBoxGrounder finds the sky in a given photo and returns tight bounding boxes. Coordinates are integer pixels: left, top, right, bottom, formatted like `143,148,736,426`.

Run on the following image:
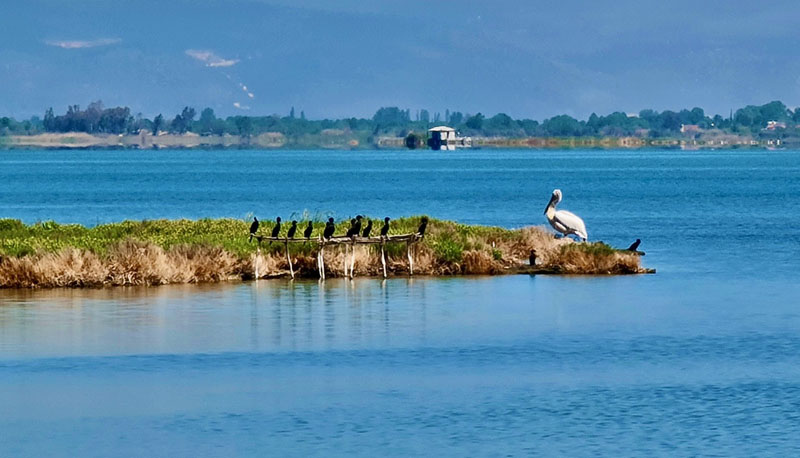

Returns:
1,0,799,120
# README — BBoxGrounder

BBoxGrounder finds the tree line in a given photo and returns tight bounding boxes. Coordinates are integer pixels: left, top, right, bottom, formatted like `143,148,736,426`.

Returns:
2,100,799,139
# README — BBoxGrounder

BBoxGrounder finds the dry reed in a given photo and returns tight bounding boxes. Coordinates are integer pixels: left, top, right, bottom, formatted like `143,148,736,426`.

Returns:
0,221,649,288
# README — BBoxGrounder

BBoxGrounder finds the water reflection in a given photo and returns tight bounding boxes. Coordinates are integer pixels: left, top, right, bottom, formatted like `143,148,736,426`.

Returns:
3,274,800,360
0,278,448,359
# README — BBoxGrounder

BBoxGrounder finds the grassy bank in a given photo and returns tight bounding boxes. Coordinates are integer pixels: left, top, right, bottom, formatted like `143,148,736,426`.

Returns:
0,217,650,288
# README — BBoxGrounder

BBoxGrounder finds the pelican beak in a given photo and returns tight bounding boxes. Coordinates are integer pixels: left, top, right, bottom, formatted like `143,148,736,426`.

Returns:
544,195,556,214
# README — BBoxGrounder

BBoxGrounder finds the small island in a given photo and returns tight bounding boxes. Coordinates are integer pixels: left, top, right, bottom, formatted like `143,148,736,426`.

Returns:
0,217,652,288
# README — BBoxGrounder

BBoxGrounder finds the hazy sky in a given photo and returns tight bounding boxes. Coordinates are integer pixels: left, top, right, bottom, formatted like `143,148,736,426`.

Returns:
2,0,799,120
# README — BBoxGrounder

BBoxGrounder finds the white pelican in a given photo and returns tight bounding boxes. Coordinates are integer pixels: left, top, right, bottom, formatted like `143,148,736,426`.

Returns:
544,189,588,241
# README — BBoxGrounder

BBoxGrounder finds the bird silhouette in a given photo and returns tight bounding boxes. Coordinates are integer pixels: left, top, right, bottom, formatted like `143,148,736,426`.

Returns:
249,217,259,243
287,220,297,239
380,217,390,237
323,217,335,240
417,216,429,237
627,239,641,252
354,215,363,234
269,217,281,245
303,221,313,239
346,217,358,237
362,219,372,237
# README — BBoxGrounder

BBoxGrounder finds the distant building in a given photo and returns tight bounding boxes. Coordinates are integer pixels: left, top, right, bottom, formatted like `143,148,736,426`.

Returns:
766,121,787,130
427,126,471,151
680,124,701,134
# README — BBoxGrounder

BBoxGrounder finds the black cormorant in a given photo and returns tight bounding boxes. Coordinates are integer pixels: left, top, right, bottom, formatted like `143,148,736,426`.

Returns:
348,215,363,237
271,217,282,237
417,216,429,237
303,221,313,239
287,220,297,239
346,218,357,237
323,217,335,240
362,219,372,237
627,239,641,252
249,217,259,243
380,217,390,237
269,217,281,245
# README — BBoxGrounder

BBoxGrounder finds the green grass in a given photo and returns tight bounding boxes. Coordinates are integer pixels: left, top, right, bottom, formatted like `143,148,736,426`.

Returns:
0,216,518,260
559,241,619,256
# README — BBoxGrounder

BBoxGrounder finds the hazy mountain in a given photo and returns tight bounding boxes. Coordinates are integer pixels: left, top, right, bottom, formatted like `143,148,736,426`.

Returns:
2,0,798,120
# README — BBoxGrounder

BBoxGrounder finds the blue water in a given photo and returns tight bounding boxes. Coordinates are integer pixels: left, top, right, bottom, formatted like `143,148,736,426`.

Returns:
1,149,800,456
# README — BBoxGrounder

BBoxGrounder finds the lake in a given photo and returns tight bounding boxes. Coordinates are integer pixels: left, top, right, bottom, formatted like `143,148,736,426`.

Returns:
1,149,800,456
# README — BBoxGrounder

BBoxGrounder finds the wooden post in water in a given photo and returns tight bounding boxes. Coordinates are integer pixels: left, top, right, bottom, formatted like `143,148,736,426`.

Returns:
342,245,347,278
380,241,387,278
349,241,356,279
318,240,326,280
285,241,294,279
406,241,414,276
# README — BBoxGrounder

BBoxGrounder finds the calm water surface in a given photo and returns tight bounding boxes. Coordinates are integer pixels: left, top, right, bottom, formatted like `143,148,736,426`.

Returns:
1,149,800,456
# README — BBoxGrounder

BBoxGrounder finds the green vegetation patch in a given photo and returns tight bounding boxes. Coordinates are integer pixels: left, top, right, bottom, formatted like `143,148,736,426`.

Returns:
0,216,514,261
559,241,619,257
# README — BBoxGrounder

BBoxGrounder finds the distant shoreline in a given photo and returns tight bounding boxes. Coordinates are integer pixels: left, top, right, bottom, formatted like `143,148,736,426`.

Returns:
0,132,790,150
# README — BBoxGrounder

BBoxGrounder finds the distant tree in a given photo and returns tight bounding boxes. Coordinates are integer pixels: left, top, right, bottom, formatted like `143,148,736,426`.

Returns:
488,113,513,128
465,113,484,130
448,111,464,126
234,116,253,137
171,113,183,133
518,119,540,136
152,114,164,135
170,106,196,134
586,113,600,133
85,101,104,133
372,107,410,126
182,106,196,125
759,101,790,122
658,111,682,132
198,108,216,135
638,109,658,128
98,106,131,133
419,109,430,123
300,110,306,121
689,107,705,125
289,106,295,119
541,114,582,136
405,132,424,149
43,107,55,132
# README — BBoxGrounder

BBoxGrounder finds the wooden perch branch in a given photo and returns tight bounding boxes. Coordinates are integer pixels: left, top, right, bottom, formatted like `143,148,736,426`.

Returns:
250,232,424,280
251,233,422,245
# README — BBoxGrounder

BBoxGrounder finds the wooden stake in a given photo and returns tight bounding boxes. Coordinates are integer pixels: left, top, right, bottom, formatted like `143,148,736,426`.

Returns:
407,241,414,276
319,242,325,280
380,242,387,278
343,245,349,277
285,241,294,279
349,242,356,279
255,247,260,279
